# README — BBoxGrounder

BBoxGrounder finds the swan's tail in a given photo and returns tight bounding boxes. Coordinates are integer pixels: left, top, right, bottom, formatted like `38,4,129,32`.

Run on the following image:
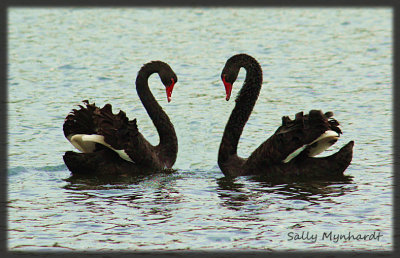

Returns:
295,140,354,178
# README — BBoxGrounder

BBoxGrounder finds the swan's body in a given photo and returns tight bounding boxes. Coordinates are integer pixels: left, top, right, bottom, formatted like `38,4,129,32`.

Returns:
218,54,353,179
63,61,178,175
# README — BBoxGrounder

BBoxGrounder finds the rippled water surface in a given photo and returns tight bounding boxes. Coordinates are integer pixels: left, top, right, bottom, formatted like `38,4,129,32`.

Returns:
8,8,392,251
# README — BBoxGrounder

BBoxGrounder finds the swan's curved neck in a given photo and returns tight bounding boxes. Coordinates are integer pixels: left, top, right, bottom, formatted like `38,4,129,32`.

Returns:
136,64,177,161
219,56,263,169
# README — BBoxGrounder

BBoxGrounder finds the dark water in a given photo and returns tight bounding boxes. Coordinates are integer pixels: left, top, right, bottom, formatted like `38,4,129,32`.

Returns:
8,8,392,251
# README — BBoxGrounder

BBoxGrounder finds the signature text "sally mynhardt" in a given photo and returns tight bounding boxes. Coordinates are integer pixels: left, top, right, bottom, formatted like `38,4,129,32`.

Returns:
287,231,383,243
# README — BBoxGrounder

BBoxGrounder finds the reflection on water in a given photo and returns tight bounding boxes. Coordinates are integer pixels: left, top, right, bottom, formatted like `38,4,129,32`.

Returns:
216,176,357,211
64,172,184,228
64,170,178,190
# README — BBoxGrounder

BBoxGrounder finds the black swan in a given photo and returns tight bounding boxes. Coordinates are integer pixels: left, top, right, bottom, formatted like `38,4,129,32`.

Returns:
218,54,354,179
63,61,178,175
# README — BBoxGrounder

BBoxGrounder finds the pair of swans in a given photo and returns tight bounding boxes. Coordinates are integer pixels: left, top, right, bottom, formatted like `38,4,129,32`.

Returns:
63,54,353,179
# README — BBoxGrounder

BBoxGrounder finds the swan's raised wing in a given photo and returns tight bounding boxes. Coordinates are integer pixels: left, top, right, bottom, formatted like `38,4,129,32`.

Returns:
63,100,97,139
245,110,342,168
64,100,158,166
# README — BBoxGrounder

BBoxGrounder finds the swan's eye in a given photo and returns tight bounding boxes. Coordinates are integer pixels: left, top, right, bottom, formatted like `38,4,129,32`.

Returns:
170,78,175,85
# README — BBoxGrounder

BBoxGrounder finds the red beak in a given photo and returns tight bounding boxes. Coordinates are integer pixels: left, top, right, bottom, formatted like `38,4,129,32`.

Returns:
222,76,232,101
166,79,175,103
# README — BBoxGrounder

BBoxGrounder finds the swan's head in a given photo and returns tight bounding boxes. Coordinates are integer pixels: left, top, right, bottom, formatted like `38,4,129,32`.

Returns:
159,68,178,103
221,53,260,101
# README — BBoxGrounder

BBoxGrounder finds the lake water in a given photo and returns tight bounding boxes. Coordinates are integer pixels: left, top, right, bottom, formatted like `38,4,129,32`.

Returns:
7,8,392,252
